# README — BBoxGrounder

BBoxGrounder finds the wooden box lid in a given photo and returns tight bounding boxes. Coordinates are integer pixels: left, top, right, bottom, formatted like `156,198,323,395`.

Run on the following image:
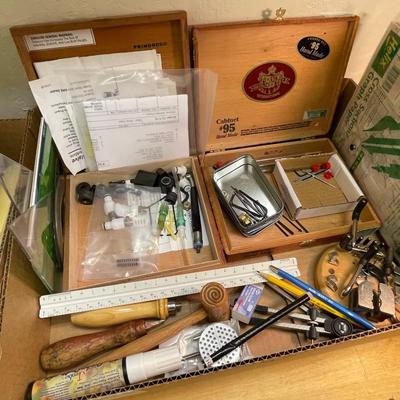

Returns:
11,11,190,80
193,15,359,152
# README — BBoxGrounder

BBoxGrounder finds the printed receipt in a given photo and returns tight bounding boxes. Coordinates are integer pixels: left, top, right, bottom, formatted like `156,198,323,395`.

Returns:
83,95,189,170
29,76,87,175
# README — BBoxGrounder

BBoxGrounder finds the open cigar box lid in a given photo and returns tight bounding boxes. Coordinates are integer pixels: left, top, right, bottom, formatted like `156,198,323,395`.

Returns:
193,14,359,153
11,11,190,80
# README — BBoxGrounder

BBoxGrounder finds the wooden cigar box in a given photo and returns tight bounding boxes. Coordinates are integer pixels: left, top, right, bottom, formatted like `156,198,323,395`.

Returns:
10,11,224,291
193,15,381,257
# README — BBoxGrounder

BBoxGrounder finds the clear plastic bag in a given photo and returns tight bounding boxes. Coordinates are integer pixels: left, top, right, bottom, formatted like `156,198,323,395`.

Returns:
0,152,32,214
80,182,162,282
9,194,63,292
58,68,217,170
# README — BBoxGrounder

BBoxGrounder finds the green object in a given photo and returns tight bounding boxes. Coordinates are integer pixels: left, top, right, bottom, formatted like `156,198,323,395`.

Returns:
365,116,400,132
157,201,169,234
350,150,365,173
363,136,400,146
373,163,400,179
372,30,400,78
175,203,185,229
41,223,58,264
35,123,57,203
362,144,400,156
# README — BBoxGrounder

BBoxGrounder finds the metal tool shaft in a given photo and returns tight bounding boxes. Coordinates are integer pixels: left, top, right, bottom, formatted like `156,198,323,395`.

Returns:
341,241,380,298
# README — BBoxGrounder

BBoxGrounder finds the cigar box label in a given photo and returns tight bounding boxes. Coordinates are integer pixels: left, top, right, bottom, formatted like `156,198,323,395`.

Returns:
303,109,328,120
216,117,239,137
243,62,296,101
24,29,95,51
297,37,330,61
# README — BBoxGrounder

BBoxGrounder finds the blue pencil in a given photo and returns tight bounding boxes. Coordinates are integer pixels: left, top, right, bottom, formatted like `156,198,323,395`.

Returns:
269,265,375,330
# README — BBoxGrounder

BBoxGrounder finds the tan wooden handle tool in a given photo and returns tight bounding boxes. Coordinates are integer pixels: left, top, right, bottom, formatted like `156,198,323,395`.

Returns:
40,320,149,370
71,298,170,328
84,308,208,367
200,282,230,322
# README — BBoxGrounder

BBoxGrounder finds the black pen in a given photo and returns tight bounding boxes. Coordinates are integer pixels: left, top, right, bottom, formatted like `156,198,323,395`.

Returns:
186,173,203,253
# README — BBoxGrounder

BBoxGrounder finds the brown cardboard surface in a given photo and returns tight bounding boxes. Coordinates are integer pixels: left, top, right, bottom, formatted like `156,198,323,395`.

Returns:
108,329,400,400
0,119,27,163
0,242,50,399
0,15,396,400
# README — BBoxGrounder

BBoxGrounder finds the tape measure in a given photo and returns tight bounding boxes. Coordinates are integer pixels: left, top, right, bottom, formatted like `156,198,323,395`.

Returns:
39,258,299,318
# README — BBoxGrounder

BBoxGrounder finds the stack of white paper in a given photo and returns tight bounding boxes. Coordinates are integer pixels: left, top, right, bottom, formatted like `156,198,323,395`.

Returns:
83,95,189,170
28,50,188,174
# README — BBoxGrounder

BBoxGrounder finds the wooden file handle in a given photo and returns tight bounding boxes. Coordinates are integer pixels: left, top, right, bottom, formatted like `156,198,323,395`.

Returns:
85,308,208,367
71,299,169,328
40,320,148,370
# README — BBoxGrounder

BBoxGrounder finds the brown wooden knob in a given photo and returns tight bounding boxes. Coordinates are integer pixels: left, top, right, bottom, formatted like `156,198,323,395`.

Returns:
200,282,230,322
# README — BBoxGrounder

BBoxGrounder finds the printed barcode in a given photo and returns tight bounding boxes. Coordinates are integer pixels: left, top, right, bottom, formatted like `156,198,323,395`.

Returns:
383,64,400,92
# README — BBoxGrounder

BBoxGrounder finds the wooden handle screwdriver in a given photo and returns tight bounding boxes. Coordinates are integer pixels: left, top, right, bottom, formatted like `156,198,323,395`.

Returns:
40,319,161,371
71,299,182,328
84,308,208,367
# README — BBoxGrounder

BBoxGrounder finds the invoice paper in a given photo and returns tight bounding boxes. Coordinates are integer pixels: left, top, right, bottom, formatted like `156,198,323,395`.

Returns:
83,95,189,170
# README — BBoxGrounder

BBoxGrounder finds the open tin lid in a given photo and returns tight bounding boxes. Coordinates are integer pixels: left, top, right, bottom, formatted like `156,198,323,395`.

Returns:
193,14,359,153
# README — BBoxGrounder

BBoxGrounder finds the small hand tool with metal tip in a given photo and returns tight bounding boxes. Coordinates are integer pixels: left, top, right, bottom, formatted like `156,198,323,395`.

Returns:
248,304,353,340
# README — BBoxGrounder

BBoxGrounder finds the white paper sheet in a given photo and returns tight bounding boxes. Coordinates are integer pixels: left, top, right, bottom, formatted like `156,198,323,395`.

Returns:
83,95,190,170
34,50,161,78
30,68,178,174
29,76,88,175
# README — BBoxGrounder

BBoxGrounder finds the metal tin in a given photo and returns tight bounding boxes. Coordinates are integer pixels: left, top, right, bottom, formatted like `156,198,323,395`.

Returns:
213,155,284,236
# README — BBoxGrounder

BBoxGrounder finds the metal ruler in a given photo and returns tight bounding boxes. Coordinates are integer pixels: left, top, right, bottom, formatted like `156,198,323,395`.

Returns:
39,258,299,318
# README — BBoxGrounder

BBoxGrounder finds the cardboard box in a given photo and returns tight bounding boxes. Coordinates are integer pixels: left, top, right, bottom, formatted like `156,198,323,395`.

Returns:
193,16,381,256
1,11,395,400
273,153,364,219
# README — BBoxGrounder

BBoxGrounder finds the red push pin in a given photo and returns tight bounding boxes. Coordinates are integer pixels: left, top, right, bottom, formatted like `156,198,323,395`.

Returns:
321,162,331,170
323,171,334,179
213,160,225,170
311,164,320,172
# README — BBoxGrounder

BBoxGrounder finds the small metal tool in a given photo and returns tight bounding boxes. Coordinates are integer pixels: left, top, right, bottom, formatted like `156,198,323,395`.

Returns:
204,294,311,367
186,173,203,253
198,323,241,367
326,274,338,292
341,241,380,297
349,277,396,322
295,169,336,189
248,305,353,340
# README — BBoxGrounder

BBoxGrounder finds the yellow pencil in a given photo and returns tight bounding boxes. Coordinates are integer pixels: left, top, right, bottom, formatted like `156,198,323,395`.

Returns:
260,272,348,321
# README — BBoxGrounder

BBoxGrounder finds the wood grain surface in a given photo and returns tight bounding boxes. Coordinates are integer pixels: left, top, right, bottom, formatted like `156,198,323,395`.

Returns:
201,138,380,255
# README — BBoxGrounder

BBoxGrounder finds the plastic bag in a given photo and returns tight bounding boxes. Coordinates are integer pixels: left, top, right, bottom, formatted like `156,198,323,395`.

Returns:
80,182,162,282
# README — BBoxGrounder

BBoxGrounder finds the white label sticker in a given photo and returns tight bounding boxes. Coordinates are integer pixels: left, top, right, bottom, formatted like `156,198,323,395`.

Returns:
24,29,95,51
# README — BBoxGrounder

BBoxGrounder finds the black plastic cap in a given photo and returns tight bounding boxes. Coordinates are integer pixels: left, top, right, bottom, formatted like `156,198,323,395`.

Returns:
24,382,33,400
